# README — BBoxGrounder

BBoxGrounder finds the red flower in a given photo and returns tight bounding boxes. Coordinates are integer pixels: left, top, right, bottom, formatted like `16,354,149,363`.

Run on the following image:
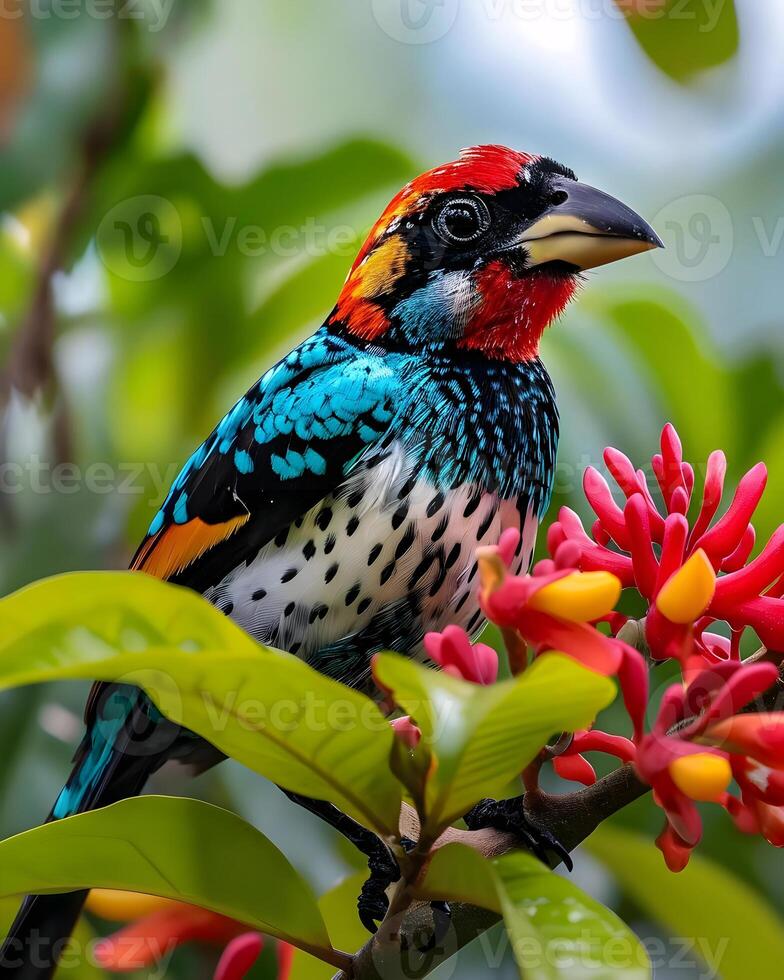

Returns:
549,424,784,665
214,934,264,980
477,528,630,676
475,527,647,738
632,660,782,868
390,714,422,747
93,902,247,972
89,892,292,978
424,625,498,684
552,729,636,786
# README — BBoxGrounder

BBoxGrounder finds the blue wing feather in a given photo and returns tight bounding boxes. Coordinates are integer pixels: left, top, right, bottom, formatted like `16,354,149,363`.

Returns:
136,328,400,586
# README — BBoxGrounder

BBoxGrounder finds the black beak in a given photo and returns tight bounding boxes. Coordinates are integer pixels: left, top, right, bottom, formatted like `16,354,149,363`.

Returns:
519,177,663,271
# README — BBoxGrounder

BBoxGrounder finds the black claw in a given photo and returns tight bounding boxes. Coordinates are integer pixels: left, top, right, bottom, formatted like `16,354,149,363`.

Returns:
357,839,403,934
356,836,444,935
465,797,573,871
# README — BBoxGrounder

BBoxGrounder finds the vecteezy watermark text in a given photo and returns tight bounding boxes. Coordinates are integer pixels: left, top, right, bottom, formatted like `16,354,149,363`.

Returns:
0,455,179,504
95,195,360,282
0,0,176,33
370,0,730,45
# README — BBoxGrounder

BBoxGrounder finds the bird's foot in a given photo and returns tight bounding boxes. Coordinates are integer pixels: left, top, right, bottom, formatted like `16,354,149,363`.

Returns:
464,796,573,871
357,836,415,934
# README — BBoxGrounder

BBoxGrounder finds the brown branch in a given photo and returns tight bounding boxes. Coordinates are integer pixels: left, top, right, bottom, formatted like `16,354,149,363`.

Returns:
0,8,133,469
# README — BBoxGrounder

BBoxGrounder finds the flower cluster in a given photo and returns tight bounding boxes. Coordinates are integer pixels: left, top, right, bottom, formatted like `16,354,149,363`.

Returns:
634,658,784,869
403,424,784,871
549,424,784,665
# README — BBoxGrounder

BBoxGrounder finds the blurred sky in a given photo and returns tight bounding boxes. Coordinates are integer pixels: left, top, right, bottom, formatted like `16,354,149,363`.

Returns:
166,0,784,357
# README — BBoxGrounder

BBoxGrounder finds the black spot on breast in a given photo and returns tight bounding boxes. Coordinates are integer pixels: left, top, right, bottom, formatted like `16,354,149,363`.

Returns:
281,567,298,583
357,597,372,615
302,540,316,561
274,527,289,548
426,491,445,518
477,506,498,541
432,514,449,542
324,533,337,555
395,523,416,560
316,507,333,531
346,515,360,537
345,583,360,606
368,543,383,565
325,563,339,583
445,543,461,569
252,589,267,601
429,563,448,597
466,608,483,632
455,591,471,613
380,560,396,585
222,602,234,615
289,641,302,655
347,488,364,509
463,490,482,518
309,602,328,624
408,550,437,589
391,500,409,531
397,474,417,499
284,601,296,617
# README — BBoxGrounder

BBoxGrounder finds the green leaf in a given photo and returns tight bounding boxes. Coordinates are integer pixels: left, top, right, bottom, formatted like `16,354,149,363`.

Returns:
247,250,359,358
748,413,784,547
0,796,342,966
289,872,368,980
619,0,738,82
0,572,401,837
373,653,615,834
418,843,650,979
587,288,737,462
586,823,784,980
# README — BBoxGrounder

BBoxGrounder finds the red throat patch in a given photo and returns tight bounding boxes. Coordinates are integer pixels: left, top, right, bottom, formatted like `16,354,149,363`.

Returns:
459,262,578,362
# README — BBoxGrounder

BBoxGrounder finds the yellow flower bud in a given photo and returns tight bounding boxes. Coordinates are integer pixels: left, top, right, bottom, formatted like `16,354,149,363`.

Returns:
656,549,716,624
669,752,731,802
528,571,621,623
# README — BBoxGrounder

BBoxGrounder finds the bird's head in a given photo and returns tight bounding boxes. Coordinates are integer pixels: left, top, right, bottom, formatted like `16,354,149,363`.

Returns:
331,145,662,361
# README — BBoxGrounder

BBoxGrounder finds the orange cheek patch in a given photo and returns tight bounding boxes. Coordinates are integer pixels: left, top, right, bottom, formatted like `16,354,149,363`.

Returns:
333,234,409,340
352,235,409,298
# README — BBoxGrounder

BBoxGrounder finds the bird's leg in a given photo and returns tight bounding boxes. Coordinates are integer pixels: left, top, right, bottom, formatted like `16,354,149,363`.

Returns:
464,795,573,871
279,788,415,933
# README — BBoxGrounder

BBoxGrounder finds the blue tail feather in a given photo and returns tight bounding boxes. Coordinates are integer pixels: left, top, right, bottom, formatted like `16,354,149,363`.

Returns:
0,685,175,979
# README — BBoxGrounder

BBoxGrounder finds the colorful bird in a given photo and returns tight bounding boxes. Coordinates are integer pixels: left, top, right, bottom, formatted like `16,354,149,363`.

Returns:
0,145,660,977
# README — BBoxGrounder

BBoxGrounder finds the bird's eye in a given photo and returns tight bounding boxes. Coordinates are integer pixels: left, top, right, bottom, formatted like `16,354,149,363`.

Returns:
432,196,491,246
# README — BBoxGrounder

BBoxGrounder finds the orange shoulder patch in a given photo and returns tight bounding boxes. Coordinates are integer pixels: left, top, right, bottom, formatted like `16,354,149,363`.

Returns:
131,514,250,581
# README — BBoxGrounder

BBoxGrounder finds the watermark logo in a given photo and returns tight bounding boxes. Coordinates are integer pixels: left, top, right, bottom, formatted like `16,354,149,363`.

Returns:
96,195,182,283
371,0,459,44
650,194,734,282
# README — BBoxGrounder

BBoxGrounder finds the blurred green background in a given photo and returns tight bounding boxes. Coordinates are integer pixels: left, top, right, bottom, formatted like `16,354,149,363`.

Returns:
0,1,782,977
